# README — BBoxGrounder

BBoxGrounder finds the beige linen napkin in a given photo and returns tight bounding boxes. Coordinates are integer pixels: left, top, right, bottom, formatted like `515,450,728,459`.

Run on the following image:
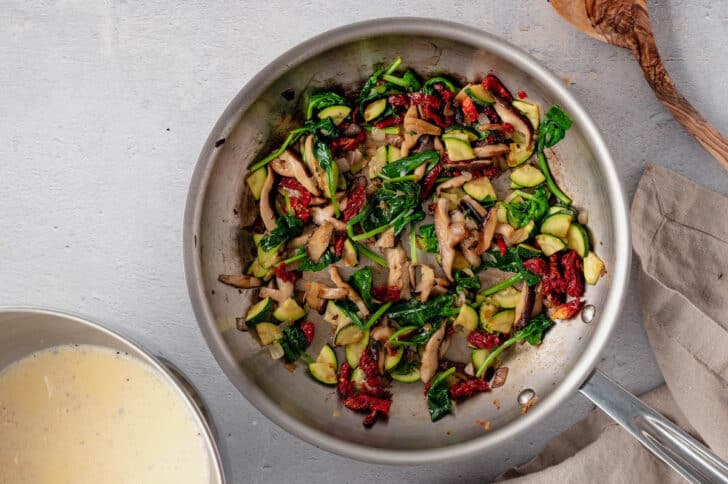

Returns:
501,165,728,483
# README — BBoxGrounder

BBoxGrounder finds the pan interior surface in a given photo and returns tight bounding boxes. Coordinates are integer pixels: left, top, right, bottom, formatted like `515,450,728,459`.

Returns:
185,19,629,463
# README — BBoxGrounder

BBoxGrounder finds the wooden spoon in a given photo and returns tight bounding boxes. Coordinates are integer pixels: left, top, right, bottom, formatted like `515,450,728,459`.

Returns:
550,0,728,171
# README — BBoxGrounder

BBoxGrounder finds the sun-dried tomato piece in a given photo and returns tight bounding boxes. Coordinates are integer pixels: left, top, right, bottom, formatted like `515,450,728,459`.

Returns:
467,330,503,349
482,74,513,102
338,362,353,397
461,96,479,122
433,83,454,103
420,163,442,200
342,179,367,222
330,129,366,153
482,105,501,124
275,263,300,283
299,321,315,345
501,122,515,136
449,378,490,400
542,253,567,298
523,257,547,276
332,232,347,257
342,394,391,428
561,250,585,298
358,348,389,397
279,177,312,222
387,94,410,108
551,299,584,320
374,115,402,129
517,90,528,99
372,286,401,303
408,92,451,128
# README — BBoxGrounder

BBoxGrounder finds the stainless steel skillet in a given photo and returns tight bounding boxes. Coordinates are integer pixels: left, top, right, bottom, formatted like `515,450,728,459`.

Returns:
183,18,728,481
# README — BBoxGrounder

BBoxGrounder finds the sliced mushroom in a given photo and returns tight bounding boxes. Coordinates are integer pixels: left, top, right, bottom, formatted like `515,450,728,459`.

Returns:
420,324,447,383
415,265,436,303
307,221,333,262
513,283,536,331
478,123,502,131
473,144,510,158
303,135,330,195
494,100,533,148
374,227,395,249
434,198,469,281
259,277,294,303
304,281,347,313
458,195,488,224
439,332,452,359
405,116,442,138
495,223,515,240
400,105,420,157
217,274,262,289
413,163,427,181
330,266,369,316
271,150,321,195
476,209,498,255
433,136,445,157
288,225,315,249
386,246,411,300
436,172,473,196
445,158,498,170
370,324,394,342
460,238,482,267
504,224,532,246
304,281,326,313
310,205,347,232
531,282,544,317
259,166,276,231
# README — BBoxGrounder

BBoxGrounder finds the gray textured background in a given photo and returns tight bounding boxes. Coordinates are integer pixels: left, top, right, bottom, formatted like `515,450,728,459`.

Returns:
1,1,727,482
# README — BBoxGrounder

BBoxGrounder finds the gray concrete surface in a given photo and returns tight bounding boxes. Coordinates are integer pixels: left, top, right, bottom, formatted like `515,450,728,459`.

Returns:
1,1,726,482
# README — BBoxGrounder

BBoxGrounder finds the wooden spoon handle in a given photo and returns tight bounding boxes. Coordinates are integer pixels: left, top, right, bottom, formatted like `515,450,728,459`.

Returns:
627,3,728,170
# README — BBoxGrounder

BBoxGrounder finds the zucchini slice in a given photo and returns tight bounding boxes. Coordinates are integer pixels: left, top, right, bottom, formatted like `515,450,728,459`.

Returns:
491,286,521,309
364,98,387,122
535,234,567,256
368,145,388,179
334,323,364,346
323,300,351,327
245,297,272,325
387,145,402,163
247,259,273,281
453,304,479,333
485,309,515,334
567,223,590,258
443,136,475,162
384,347,404,370
496,202,508,223
255,322,282,346
246,168,268,200
471,348,491,370
391,367,421,383
548,205,577,217
318,105,351,125
540,213,572,239
507,141,535,167
478,302,498,332
463,177,496,203
344,328,370,367
253,233,282,269
308,344,338,386
509,164,545,188
512,100,540,130
444,126,480,141
273,298,306,322
584,251,605,285
465,84,495,107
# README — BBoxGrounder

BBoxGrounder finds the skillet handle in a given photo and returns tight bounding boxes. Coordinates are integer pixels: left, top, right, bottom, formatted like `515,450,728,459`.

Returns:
579,369,728,484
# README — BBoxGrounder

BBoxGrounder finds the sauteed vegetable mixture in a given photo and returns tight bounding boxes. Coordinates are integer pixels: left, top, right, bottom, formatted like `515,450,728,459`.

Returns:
219,58,606,427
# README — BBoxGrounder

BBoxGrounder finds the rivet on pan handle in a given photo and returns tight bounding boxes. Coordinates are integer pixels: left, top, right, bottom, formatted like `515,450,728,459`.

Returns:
580,369,728,484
